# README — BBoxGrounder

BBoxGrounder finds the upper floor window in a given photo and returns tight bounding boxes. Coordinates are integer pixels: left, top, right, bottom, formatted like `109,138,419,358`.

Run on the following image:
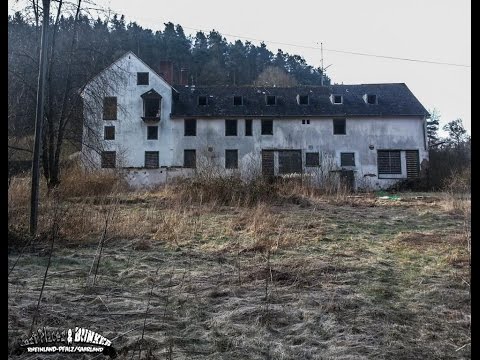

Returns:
331,95,343,104
137,72,149,85
266,95,276,106
103,97,117,120
101,151,116,168
225,119,238,136
298,95,309,105
184,119,196,136
104,126,115,140
141,89,162,121
147,126,158,140
333,118,346,135
261,119,273,135
198,96,208,106
365,94,378,104
245,119,252,136
233,96,243,106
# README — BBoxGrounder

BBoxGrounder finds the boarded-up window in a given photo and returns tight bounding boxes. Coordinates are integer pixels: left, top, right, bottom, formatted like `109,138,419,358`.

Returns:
184,150,196,168
278,150,302,174
104,126,115,140
333,118,346,135
305,152,319,166
103,97,117,120
341,152,355,166
378,150,401,174
137,72,149,85
147,126,158,140
184,119,196,136
406,150,420,178
225,150,238,169
145,151,159,168
245,119,252,136
101,151,116,168
225,119,237,136
261,119,273,135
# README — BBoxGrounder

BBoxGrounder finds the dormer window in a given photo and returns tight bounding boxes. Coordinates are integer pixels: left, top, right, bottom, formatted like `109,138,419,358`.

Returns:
331,94,343,104
365,94,377,104
233,96,243,106
141,89,162,122
298,95,309,105
266,95,276,105
198,96,208,106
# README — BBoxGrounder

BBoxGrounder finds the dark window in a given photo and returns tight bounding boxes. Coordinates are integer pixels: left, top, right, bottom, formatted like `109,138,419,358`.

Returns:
137,72,149,85
333,95,343,104
305,152,319,167
340,152,355,166
233,96,243,106
104,126,115,140
145,151,159,168
261,119,273,135
198,96,207,106
302,119,310,124
302,120,306,124
266,95,276,105
406,150,420,178
225,119,238,136
299,95,309,105
378,150,401,174
184,119,197,136
144,98,160,117
367,94,377,104
101,151,116,168
103,97,117,120
245,119,252,136
333,118,346,135
307,120,310,124
184,150,196,168
147,126,158,140
225,150,238,169
278,150,302,174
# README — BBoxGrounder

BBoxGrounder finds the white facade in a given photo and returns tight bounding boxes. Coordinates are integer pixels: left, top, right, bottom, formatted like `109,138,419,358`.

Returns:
82,52,429,190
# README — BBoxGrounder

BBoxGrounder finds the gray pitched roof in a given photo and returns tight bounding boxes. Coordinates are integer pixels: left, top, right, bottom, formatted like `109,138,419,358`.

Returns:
171,83,428,118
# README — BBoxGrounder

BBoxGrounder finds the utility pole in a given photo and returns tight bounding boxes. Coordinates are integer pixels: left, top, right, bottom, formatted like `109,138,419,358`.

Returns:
319,42,332,86
30,0,50,236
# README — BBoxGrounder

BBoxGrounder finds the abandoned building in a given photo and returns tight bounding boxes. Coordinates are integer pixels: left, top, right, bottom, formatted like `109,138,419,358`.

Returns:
81,51,430,189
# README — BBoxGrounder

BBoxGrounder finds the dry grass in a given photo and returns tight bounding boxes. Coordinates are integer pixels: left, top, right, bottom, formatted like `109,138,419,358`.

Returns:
8,173,471,359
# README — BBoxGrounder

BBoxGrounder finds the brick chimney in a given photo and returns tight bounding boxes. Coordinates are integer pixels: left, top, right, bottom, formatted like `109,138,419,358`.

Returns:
158,60,174,84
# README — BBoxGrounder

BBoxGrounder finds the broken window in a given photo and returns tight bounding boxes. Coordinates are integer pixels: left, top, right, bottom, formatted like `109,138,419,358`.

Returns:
225,119,238,136
104,126,115,140
298,95,309,105
266,95,276,105
333,118,346,135
103,97,117,120
225,150,238,169
233,96,243,106
147,126,158,140
184,150,196,168
245,119,252,136
145,151,159,168
340,152,355,166
184,119,196,136
101,151,116,168
366,94,377,104
305,152,319,167
378,150,401,174
198,96,208,106
332,95,343,104
261,119,273,135
278,150,302,174
137,72,149,85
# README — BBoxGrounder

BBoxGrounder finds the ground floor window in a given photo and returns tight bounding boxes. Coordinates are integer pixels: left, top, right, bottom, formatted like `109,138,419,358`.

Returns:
305,152,319,166
278,150,302,174
145,151,159,168
184,150,196,168
101,151,116,168
377,150,401,174
340,152,355,167
225,149,238,169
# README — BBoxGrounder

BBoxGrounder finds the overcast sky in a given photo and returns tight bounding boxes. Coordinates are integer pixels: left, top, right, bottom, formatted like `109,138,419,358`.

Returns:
9,0,471,135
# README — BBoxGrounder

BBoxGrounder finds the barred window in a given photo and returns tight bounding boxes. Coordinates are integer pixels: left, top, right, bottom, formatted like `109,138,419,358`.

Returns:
101,151,116,168
378,150,401,174
145,151,159,168
340,152,355,166
305,152,319,167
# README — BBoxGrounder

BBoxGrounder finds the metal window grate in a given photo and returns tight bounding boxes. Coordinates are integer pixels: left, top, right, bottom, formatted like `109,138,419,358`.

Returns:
378,150,401,174
340,152,355,166
305,152,319,166
101,151,116,168
406,150,420,178
145,151,159,168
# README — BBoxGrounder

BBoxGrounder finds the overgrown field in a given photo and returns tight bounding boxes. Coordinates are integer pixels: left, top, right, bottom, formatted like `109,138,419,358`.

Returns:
8,176,471,359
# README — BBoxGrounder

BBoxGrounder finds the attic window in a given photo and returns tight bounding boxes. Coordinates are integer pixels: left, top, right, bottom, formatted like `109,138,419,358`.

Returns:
366,94,377,104
198,96,208,106
233,96,243,106
137,72,149,85
298,95,309,105
332,95,343,104
266,95,276,106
